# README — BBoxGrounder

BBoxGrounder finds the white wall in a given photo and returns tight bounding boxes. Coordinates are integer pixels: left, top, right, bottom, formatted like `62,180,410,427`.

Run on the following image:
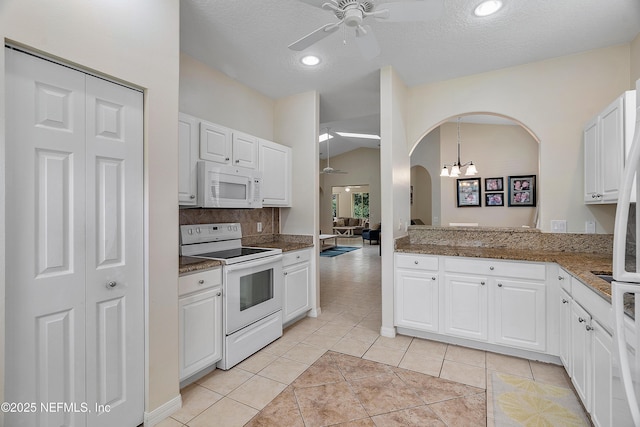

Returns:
180,53,275,140
410,166,432,225
380,66,410,337
319,148,381,234
406,45,632,233
0,0,180,418
411,127,440,224
275,91,320,313
631,33,640,86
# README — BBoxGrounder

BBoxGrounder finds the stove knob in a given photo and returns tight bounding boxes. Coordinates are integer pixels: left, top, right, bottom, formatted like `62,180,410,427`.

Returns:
196,227,201,234
188,229,193,235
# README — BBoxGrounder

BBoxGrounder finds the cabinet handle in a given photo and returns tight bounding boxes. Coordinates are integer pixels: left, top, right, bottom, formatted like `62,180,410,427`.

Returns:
225,157,230,161
586,325,593,331
592,194,597,199
431,277,436,281
284,272,288,276
106,280,117,289
480,281,485,285
216,291,222,297
578,317,586,323
190,194,196,199
414,260,419,265
558,275,564,281
562,299,569,304
497,283,503,287
489,266,494,270
235,159,240,163
198,279,205,284
296,255,301,259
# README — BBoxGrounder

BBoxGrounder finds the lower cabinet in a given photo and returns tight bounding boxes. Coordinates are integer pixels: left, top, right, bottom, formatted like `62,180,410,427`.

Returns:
443,274,488,341
395,254,439,332
178,269,223,381
570,300,592,411
559,289,572,369
283,248,312,324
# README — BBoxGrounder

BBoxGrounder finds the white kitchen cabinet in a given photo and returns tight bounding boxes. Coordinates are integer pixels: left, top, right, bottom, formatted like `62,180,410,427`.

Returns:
570,300,592,411
584,90,636,204
591,319,613,427
443,274,488,341
178,269,223,381
559,288,572,368
283,249,312,324
492,278,546,352
395,254,439,332
200,120,233,165
259,139,292,206
232,131,259,169
178,113,199,206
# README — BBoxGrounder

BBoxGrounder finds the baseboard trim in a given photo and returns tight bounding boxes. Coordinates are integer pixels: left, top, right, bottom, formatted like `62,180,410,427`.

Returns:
308,307,321,317
380,326,396,338
144,394,182,427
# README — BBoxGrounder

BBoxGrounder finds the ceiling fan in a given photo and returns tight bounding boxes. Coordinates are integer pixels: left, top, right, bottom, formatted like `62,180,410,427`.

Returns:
289,0,444,60
321,133,348,174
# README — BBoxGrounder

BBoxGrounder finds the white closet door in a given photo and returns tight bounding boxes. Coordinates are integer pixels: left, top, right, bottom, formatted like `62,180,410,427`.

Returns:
5,48,144,427
84,76,144,427
6,47,88,427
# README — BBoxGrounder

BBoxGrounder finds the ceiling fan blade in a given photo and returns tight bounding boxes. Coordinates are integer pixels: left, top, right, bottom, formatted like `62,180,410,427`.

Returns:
355,25,380,60
288,22,341,51
375,0,444,22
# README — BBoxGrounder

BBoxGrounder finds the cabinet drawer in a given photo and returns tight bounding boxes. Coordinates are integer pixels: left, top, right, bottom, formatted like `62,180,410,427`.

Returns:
395,254,439,271
444,257,545,281
179,268,222,297
558,267,572,293
572,277,612,330
283,249,311,267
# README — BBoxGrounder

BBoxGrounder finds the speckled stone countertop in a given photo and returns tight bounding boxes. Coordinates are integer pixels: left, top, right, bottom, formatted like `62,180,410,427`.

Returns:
179,234,314,275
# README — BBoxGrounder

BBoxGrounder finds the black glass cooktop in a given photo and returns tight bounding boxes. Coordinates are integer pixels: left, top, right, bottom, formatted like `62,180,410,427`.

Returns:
197,247,272,260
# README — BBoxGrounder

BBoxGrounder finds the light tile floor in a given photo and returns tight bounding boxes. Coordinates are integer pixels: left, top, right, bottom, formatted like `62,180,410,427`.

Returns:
163,237,588,426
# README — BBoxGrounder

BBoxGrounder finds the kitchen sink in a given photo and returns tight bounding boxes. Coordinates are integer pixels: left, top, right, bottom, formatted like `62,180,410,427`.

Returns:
592,272,613,283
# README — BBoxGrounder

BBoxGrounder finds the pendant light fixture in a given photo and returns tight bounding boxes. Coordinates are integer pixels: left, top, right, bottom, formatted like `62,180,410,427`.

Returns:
440,117,478,177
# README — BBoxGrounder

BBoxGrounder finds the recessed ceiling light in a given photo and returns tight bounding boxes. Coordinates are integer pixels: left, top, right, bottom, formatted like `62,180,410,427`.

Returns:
335,131,381,140
474,0,502,17
301,55,320,66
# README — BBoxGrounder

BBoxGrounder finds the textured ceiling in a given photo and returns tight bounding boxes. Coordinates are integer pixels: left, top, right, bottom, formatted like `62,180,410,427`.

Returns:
180,0,640,157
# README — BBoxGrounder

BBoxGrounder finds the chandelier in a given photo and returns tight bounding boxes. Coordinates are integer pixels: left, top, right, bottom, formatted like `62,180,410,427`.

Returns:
440,117,478,177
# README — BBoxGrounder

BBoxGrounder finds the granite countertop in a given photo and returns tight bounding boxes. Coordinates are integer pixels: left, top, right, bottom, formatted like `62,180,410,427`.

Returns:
179,234,314,275
395,241,614,301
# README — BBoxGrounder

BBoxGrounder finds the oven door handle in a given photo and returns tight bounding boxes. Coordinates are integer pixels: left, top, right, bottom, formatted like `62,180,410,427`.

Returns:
224,254,283,272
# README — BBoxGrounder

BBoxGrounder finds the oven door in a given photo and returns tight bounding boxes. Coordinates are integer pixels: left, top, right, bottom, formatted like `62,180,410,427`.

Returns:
223,254,283,334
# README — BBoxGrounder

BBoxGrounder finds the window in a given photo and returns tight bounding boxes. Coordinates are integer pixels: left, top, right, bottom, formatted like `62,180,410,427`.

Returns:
352,192,369,219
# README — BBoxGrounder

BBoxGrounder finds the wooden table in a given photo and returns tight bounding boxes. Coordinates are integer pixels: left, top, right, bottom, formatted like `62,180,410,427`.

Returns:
332,226,356,236
319,234,338,251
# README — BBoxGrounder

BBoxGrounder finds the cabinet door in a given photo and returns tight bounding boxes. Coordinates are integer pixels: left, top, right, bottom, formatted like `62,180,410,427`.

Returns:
584,117,599,203
259,140,292,206
559,289,572,369
232,131,258,169
178,113,199,205
200,121,232,164
444,274,488,341
395,270,439,332
571,301,592,411
600,96,624,202
591,320,612,427
283,261,311,323
492,278,546,351
179,288,223,380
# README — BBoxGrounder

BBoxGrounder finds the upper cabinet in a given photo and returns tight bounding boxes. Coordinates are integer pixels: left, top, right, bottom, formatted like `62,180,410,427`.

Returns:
178,113,199,206
199,120,258,169
259,139,292,207
584,90,636,204
179,113,292,207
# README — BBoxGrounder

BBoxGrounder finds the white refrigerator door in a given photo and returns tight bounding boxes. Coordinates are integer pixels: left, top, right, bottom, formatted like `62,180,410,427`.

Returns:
612,78,640,425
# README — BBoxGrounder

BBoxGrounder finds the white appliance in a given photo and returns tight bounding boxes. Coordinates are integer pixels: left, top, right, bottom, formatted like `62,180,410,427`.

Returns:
613,78,640,426
180,223,283,369
198,161,263,208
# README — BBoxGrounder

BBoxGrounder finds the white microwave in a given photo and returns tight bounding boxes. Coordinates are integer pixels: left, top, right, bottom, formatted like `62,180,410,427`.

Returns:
197,161,263,208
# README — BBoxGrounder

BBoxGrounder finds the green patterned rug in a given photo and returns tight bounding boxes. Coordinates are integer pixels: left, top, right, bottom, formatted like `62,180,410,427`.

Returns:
491,372,590,426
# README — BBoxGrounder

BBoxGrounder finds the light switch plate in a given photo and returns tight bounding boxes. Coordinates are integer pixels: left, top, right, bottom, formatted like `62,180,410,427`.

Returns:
551,220,567,233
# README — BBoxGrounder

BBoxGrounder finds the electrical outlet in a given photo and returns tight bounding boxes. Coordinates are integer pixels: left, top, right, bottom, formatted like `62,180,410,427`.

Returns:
551,220,567,233
585,221,596,234
257,222,262,232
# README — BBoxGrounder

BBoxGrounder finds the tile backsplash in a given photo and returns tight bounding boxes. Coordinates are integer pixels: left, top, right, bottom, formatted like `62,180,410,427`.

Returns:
179,207,280,237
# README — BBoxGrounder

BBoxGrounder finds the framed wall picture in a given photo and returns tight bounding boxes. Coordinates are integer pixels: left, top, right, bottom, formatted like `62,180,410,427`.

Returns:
485,177,503,192
457,178,481,207
508,175,536,207
485,193,504,206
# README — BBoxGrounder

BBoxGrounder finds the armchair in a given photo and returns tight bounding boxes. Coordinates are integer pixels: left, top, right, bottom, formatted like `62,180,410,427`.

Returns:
362,225,380,245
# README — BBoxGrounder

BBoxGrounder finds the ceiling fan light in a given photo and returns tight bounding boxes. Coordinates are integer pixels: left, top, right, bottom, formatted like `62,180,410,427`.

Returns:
474,0,502,17
465,162,478,176
440,166,449,177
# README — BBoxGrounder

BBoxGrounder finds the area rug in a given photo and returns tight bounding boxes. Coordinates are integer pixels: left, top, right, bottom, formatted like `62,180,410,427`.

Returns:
320,246,360,257
491,372,590,426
